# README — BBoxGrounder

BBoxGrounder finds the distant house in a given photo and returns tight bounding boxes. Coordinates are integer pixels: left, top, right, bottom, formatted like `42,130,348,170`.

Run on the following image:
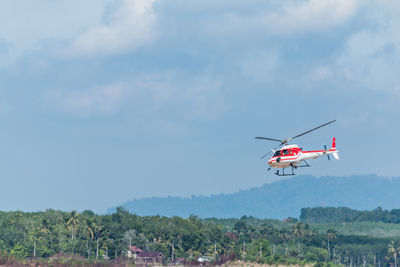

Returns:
136,252,164,264
126,246,144,258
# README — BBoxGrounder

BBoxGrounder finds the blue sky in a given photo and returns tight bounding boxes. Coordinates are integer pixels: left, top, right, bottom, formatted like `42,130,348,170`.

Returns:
1,0,400,212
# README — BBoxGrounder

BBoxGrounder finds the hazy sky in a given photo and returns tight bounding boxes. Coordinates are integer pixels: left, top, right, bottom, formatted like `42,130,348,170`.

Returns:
1,0,400,212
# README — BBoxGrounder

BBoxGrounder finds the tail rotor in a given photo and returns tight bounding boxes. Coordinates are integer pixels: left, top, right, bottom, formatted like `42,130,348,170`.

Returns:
324,145,331,160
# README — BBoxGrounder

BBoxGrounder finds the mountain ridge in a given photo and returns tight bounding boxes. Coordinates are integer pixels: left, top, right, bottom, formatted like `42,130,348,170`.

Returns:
108,174,400,219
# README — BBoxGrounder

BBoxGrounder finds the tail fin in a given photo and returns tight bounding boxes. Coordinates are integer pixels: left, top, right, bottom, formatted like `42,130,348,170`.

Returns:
331,137,339,159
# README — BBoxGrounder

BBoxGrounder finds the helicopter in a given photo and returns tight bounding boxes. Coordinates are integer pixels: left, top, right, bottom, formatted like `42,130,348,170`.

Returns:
255,120,339,176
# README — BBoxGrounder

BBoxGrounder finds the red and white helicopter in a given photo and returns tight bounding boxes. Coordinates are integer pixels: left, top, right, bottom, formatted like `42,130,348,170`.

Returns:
255,120,339,176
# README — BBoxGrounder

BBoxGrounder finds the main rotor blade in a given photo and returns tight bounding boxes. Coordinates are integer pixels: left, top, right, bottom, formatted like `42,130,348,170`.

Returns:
259,143,283,159
260,150,273,159
255,137,283,143
291,120,336,140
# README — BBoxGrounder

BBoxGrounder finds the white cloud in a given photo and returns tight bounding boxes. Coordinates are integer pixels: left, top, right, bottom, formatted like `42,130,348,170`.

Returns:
195,0,361,41
240,50,280,83
0,0,361,64
44,71,226,119
45,83,129,116
312,66,333,81
337,16,400,94
67,0,157,56
0,0,106,64
264,0,360,35
136,71,226,119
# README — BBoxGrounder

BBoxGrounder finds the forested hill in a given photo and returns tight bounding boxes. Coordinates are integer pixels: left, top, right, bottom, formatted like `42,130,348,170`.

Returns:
109,175,400,219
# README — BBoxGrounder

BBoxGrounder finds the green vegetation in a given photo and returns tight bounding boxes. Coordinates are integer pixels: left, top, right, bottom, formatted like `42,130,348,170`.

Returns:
310,222,400,238
1,207,400,266
301,207,400,224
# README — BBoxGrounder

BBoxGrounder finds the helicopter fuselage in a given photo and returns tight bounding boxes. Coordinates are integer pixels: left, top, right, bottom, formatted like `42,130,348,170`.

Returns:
267,138,339,169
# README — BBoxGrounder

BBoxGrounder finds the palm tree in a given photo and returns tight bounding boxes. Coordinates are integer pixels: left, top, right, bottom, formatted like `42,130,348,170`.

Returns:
66,211,79,241
85,218,96,258
38,218,51,235
291,222,304,241
280,231,291,244
326,228,337,260
304,225,317,241
388,241,400,267
85,218,104,259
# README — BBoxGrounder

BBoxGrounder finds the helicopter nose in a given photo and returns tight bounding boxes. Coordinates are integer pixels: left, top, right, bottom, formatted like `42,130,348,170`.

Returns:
268,158,278,167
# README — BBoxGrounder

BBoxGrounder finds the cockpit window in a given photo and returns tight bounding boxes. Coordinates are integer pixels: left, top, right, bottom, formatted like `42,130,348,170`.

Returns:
282,149,290,156
273,150,281,157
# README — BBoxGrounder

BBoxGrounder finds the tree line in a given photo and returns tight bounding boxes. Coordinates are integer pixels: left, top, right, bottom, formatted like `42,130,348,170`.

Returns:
300,207,400,224
1,208,400,266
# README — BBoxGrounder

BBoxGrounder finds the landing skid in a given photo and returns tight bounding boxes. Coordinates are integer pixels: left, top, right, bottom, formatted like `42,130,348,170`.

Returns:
275,167,295,176
272,161,312,176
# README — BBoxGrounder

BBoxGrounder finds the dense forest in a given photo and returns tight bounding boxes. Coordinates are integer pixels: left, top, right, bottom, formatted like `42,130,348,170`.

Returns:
1,207,400,266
